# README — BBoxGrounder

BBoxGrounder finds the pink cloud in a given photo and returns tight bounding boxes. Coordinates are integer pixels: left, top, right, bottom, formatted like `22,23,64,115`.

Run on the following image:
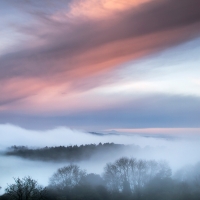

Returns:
1,0,200,116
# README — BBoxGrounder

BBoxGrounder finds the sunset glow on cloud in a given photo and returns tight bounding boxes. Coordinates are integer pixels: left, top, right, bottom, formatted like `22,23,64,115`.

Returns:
1,0,200,133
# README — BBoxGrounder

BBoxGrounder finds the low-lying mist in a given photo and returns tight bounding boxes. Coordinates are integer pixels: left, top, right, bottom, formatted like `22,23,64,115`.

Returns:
1,124,200,195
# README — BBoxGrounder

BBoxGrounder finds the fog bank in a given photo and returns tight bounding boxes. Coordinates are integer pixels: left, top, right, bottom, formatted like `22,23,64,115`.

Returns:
1,124,200,194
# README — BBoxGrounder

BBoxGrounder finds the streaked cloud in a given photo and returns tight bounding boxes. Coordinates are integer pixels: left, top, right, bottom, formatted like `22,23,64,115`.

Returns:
0,0,200,131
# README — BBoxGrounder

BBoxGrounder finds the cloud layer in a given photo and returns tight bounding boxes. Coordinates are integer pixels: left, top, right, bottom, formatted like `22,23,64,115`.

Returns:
1,0,200,130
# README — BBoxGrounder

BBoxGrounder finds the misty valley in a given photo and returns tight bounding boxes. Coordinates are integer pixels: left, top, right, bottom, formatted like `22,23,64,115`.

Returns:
1,143,200,200
1,0,200,199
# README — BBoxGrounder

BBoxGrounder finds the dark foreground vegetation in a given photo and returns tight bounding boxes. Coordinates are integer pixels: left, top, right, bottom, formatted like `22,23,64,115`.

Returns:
5,143,139,161
1,157,200,200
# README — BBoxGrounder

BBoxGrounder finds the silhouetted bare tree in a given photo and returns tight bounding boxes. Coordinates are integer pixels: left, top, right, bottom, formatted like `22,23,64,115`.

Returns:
103,157,171,194
49,164,86,190
5,176,45,200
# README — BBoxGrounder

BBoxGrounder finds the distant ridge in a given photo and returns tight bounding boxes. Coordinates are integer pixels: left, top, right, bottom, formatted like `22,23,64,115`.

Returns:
5,143,140,162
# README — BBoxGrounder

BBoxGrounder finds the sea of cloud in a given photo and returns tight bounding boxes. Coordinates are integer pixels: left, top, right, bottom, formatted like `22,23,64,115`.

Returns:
0,124,200,194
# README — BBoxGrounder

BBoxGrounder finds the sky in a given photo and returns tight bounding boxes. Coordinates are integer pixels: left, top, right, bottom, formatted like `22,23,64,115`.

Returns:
1,0,200,135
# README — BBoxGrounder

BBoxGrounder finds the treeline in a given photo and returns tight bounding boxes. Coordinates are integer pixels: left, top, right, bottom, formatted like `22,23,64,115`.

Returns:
5,143,139,161
1,157,200,200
